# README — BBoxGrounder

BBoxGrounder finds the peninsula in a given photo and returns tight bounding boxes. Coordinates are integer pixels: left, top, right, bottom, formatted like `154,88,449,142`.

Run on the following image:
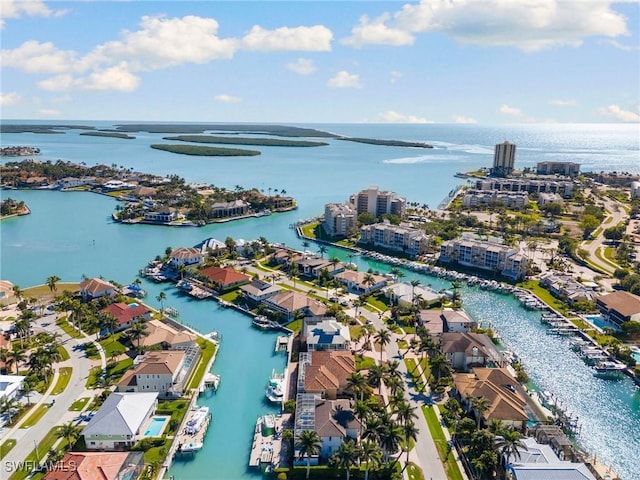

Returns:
162,135,329,147
150,144,261,157
79,131,135,139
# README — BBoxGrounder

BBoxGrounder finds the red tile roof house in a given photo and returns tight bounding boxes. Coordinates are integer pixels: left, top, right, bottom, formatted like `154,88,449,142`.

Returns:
314,398,361,459
43,451,144,480
101,302,152,333
303,350,356,400
198,266,251,292
79,277,117,301
333,270,388,295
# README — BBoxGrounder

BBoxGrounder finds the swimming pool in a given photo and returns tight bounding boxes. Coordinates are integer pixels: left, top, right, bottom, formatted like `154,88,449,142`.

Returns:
584,315,620,332
144,416,168,437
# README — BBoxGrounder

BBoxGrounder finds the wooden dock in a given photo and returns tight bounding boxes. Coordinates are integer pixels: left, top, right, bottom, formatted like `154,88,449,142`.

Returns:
248,414,287,468
275,335,290,353
174,406,211,456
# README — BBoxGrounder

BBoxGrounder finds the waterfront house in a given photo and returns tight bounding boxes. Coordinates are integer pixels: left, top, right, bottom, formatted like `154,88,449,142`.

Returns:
0,280,15,306
539,272,596,305
102,180,135,191
504,437,596,480
239,278,282,303
385,282,441,308
417,310,446,337
441,332,505,371
195,237,227,255
144,207,183,224
314,398,361,459
83,392,158,450
116,350,193,398
302,350,355,399
302,317,351,351
210,199,249,218
359,221,431,258
79,277,117,301
333,270,388,295
43,451,144,480
595,290,640,327
262,291,327,321
453,368,528,430
101,302,152,332
199,266,250,291
169,247,203,268
418,308,478,334
137,319,197,350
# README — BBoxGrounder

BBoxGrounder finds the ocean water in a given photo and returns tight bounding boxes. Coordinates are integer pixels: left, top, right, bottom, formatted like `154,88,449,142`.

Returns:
1,122,639,479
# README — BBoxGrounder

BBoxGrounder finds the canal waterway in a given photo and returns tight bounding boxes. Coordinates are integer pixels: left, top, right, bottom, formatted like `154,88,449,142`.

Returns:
1,123,639,479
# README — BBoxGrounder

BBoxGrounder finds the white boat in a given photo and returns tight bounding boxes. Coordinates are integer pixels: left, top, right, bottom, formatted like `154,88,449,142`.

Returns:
204,372,220,390
253,315,278,330
186,406,210,434
178,441,203,453
265,370,285,403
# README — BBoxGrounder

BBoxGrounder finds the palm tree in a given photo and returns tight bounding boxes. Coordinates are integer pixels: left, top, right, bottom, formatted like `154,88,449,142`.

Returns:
497,428,527,464
99,312,118,339
10,348,25,375
471,396,490,430
0,348,9,375
46,275,61,293
317,244,327,258
359,441,380,480
374,328,391,364
379,421,403,462
410,279,421,304
353,400,370,440
362,416,383,445
430,354,450,382
302,240,310,251
367,364,386,396
57,422,82,448
346,372,367,402
12,284,22,303
393,400,417,427
296,430,322,480
0,397,18,425
129,321,149,353
403,421,419,465
20,376,36,405
156,292,166,311
333,440,359,480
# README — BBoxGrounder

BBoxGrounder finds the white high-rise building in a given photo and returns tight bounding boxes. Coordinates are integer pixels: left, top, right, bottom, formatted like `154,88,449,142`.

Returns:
349,186,406,218
491,141,516,177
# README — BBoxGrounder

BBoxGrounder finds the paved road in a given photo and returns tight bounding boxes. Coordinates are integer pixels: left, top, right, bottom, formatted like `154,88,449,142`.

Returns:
1,315,97,474
580,197,628,275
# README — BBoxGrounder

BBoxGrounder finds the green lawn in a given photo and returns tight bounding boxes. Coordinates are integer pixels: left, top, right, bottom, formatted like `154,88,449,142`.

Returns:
69,397,90,411
285,318,303,334
518,279,568,313
55,317,83,339
51,367,72,395
20,404,50,428
219,290,241,302
156,399,189,435
300,222,319,239
57,345,70,361
143,439,172,464
0,439,16,460
99,332,129,358
8,426,66,480
407,462,425,480
366,295,388,311
421,405,464,480
186,338,217,391
355,354,376,371
404,358,425,392
86,358,133,388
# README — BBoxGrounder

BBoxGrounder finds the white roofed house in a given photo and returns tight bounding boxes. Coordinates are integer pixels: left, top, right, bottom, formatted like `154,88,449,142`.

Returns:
83,392,158,450
385,282,441,308
333,270,388,295
239,278,282,303
262,291,327,321
303,317,351,351
169,247,204,268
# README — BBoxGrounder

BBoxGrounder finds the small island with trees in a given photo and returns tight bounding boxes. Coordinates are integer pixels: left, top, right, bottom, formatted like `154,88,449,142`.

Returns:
0,197,30,218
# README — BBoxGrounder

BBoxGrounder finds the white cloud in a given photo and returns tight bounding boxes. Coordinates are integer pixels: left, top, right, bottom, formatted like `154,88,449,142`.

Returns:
0,92,22,106
36,108,61,117
604,39,640,51
37,64,140,92
286,58,317,75
454,115,477,124
1,41,80,74
327,71,362,88
0,0,68,29
498,104,537,122
390,70,403,83
241,25,332,51
598,104,640,122
377,110,433,123
50,94,72,104
342,13,414,47
346,0,629,51
550,99,579,107
213,94,242,103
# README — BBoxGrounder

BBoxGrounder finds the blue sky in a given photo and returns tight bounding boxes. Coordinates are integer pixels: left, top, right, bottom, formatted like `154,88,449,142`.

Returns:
1,0,639,123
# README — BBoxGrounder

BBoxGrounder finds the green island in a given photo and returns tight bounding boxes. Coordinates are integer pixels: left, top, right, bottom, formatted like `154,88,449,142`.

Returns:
113,123,339,137
151,144,261,156
0,124,96,134
338,137,434,148
79,131,135,139
163,135,328,147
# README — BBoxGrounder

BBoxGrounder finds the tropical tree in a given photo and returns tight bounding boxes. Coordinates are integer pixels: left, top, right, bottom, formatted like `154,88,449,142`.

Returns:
346,372,367,402
496,428,527,464
410,279,421,304
393,400,417,427
374,328,391,364
367,364,386,396
317,244,327,258
129,321,149,353
296,430,322,480
0,397,18,425
471,396,490,430
21,376,36,405
10,348,25,375
12,284,23,303
353,400,370,440
156,292,166,311
0,348,9,375
301,240,310,251
46,275,61,293
99,312,118,338
430,354,450,383
379,421,403,462
57,422,82,448
402,421,419,464
359,441,380,480
332,440,359,480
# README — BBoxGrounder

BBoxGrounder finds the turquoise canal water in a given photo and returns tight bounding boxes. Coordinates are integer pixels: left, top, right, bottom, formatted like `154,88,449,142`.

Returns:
1,123,639,479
